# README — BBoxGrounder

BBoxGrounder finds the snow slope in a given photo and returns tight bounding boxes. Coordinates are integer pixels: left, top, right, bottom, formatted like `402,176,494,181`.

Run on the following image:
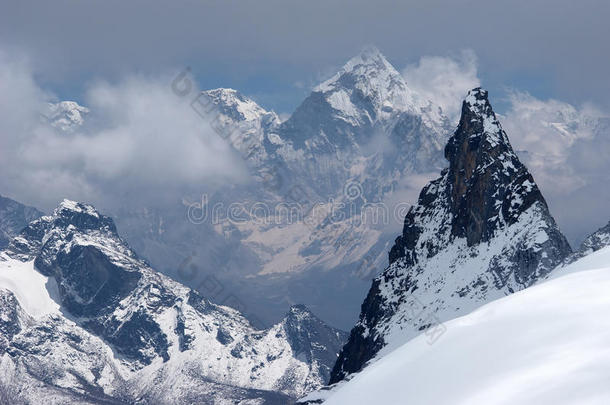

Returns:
314,245,610,405
0,256,60,318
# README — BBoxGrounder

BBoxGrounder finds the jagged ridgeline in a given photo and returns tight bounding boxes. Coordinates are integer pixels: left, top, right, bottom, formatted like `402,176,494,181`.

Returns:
330,88,572,384
0,200,346,404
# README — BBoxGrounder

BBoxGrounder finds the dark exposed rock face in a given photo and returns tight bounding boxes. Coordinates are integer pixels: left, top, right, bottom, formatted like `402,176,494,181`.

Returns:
330,88,572,384
7,200,170,365
0,195,43,249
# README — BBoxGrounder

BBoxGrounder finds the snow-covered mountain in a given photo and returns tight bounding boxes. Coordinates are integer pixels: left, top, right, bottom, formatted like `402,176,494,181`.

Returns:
329,88,572,384
277,45,450,198
303,245,610,405
0,194,43,249
0,200,346,404
106,47,454,330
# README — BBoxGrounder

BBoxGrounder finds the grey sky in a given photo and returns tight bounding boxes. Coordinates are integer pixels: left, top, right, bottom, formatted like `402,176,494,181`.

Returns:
1,0,609,113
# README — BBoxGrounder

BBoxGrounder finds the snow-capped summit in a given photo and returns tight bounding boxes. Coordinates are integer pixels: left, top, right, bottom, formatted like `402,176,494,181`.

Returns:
329,88,571,384
202,88,280,126
44,100,89,132
314,46,445,128
275,46,451,199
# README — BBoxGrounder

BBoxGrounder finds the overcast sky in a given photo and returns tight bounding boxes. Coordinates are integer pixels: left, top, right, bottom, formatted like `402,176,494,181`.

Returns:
1,0,610,245
1,0,609,114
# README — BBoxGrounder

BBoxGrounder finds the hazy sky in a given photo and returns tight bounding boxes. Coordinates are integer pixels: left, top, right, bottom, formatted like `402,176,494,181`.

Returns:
1,0,610,245
1,0,609,114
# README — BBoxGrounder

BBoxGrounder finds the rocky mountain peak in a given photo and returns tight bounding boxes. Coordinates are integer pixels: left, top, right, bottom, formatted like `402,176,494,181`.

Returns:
312,46,439,125
440,87,546,246
330,89,571,384
280,46,449,158
202,87,280,126
52,199,117,234
0,199,348,402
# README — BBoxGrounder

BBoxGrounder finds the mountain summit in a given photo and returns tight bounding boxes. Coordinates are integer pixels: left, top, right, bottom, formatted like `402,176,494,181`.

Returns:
329,88,572,384
313,46,444,125
281,46,449,152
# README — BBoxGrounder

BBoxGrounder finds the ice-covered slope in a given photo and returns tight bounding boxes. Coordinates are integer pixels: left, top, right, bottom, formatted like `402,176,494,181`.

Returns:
330,88,571,383
0,200,347,404
306,246,610,405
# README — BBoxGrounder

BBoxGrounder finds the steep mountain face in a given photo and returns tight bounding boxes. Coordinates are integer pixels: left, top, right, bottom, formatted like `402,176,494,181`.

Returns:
0,195,43,249
0,200,346,404
278,46,450,198
306,246,610,405
329,88,572,384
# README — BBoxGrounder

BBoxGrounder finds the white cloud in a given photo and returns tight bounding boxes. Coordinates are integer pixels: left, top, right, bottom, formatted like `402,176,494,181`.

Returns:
0,50,248,211
402,50,480,122
501,91,610,245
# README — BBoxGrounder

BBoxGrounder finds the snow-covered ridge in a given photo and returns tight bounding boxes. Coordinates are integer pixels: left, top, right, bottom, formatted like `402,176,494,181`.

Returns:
202,88,280,124
313,246,610,405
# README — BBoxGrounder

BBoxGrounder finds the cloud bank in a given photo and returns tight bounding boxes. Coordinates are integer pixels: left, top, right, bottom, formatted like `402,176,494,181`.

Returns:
0,50,247,211
502,91,610,245
402,50,480,123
